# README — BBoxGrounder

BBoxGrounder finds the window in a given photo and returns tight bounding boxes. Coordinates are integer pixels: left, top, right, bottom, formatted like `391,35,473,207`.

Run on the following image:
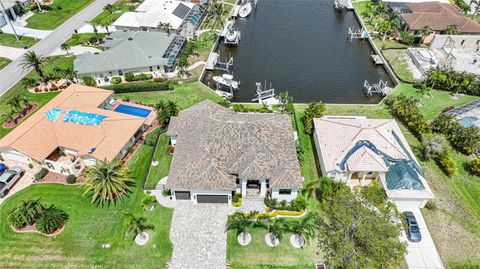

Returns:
279,189,291,195
149,66,153,72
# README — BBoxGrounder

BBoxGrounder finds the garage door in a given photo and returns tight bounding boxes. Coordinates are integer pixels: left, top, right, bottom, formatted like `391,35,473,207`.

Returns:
197,195,228,204
175,191,190,200
4,151,29,163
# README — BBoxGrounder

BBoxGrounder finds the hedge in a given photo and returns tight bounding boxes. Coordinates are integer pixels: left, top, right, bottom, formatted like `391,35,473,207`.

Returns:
101,81,174,93
34,168,49,181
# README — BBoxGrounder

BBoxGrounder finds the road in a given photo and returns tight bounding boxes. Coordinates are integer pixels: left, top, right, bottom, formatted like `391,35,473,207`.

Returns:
0,0,116,97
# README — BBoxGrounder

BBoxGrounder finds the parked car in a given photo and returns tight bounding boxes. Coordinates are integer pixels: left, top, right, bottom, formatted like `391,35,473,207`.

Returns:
0,167,25,198
0,163,5,176
403,211,422,242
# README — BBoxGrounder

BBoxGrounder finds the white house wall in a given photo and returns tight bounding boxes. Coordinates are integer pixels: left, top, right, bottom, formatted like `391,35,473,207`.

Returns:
271,189,298,202
171,189,232,204
0,149,32,164
391,198,427,209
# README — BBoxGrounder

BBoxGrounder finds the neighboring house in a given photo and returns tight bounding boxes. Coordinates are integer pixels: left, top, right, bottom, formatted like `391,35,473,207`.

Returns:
0,85,155,176
0,0,30,27
313,116,434,208
165,100,303,204
74,31,186,80
112,0,206,36
387,1,480,34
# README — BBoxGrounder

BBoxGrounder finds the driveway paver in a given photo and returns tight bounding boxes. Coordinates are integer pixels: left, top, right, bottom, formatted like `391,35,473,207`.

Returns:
169,201,228,269
0,160,40,205
398,207,444,269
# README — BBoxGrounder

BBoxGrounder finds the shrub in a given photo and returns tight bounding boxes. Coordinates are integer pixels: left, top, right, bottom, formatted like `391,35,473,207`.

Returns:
101,81,171,93
466,157,480,176
424,200,437,211
153,77,166,83
35,205,69,234
28,163,33,169
267,210,304,217
232,198,242,207
111,77,122,84
124,73,135,82
66,175,77,184
385,94,431,137
35,168,49,181
162,189,171,197
82,76,96,87
8,209,27,229
141,195,157,210
8,198,45,228
436,151,456,177
232,193,241,203
422,133,448,160
133,73,152,81
425,68,479,96
432,113,480,155
290,196,307,211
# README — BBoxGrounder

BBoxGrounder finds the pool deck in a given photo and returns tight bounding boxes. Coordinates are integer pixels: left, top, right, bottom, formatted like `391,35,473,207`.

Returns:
110,99,157,126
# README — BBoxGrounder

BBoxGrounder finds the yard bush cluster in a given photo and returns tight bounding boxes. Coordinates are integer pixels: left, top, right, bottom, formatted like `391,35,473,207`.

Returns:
436,150,456,177
124,73,152,82
102,81,174,93
264,196,306,212
425,68,480,96
422,132,457,177
232,104,272,113
431,113,480,155
385,94,430,137
111,77,122,84
66,175,77,184
34,168,49,181
8,198,68,234
466,157,480,177
82,76,96,87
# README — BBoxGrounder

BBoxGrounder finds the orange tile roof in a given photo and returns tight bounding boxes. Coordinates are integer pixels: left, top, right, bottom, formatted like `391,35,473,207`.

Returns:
0,84,146,162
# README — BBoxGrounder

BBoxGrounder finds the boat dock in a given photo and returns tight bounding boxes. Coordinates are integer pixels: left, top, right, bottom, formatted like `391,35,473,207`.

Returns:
364,79,392,96
334,0,354,10
230,5,240,18
371,54,384,65
205,52,219,71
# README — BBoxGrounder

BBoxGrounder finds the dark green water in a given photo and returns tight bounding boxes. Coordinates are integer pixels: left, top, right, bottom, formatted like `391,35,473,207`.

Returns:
203,0,393,104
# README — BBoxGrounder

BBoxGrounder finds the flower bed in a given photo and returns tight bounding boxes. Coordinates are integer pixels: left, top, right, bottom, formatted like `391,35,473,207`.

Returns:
2,102,39,128
12,223,65,237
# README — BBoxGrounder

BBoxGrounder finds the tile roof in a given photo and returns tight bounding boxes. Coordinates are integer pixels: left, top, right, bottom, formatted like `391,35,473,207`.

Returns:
0,85,146,162
166,100,303,191
400,2,480,33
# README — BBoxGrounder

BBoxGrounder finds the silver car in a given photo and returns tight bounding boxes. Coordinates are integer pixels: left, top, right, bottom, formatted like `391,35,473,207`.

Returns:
0,167,25,197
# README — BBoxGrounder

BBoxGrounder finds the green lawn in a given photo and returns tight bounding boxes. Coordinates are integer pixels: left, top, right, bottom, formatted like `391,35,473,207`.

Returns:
0,132,173,268
227,228,319,269
0,57,11,70
65,33,106,50
26,0,95,30
382,49,415,83
0,33,38,48
390,83,479,120
0,55,75,139
115,81,223,110
91,0,134,24
146,133,173,188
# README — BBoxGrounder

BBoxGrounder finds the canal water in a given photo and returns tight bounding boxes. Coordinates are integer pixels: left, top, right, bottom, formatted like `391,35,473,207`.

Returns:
203,0,392,104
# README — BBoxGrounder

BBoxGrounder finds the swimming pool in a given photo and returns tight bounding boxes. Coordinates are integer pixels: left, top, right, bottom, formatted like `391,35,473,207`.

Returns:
459,116,478,127
114,104,151,118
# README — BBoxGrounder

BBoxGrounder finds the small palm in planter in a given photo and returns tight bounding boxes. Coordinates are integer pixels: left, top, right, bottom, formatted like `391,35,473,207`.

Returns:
288,212,316,248
226,212,253,246
125,212,154,246
36,205,69,234
8,198,45,228
141,196,157,211
264,218,287,247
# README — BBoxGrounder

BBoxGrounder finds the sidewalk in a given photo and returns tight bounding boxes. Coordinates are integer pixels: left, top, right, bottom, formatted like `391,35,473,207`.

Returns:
0,45,26,60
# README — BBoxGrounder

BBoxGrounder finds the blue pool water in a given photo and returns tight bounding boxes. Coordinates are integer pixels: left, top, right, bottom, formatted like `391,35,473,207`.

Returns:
114,104,151,118
64,110,107,125
459,116,478,127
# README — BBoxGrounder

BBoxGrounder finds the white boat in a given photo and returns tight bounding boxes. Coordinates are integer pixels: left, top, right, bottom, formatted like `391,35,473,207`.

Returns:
220,20,235,38
213,74,240,90
225,29,240,45
239,2,252,18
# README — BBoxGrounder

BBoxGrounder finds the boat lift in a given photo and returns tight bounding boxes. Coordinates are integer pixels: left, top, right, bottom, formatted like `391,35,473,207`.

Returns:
348,27,369,41
215,56,234,72
364,79,392,96
252,81,279,104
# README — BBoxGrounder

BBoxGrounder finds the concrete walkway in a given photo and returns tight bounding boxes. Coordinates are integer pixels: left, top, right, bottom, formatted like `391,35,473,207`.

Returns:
187,61,206,71
169,202,228,269
398,207,444,269
1,13,53,40
152,177,175,208
0,45,26,60
49,45,101,56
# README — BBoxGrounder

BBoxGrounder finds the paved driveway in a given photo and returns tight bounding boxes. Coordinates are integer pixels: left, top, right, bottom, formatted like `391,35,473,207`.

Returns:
398,207,444,269
0,160,40,205
169,202,228,269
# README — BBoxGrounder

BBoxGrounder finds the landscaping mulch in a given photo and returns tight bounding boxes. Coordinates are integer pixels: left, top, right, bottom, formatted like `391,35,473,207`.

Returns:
41,172,83,185
12,224,65,237
2,103,39,128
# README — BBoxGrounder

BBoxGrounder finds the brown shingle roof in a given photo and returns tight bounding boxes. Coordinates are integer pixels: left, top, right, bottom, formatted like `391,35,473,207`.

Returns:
0,85,146,162
166,100,302,191
400,2,480,33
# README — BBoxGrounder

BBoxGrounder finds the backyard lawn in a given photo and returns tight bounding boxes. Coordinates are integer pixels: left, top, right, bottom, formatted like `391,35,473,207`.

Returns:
0,55,74,139
0,33,37,48
0,57,11,70
115,81,223,110
65,33,106,48
0,132,173,268
26,0,95,30
145,134,173,188
91,0,134,24
382,49,415,83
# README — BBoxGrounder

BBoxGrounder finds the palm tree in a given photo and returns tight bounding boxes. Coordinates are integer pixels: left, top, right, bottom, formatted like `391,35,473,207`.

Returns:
7,94,22,112
141,195,157,211
278,91,294,113
104,3,114,14
177,57,190,77
158,22,173,35
89,21,100,42
19,51,47,83
9,198,45,227
472,0,480,17
99,19,112,35
155,100,178,126
226,212,253,244
125,212,154,241
35,205,69,234
419,25,432,44
287,213,317,248
21,96,31,110
301,176,339,202
416,84,432,104
444,24,460,35
265,218,287,246
60,42,71,55
83,160,134,205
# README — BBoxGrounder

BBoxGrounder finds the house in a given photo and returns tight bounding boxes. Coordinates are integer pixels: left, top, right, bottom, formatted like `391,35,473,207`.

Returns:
74,31,186,81
165,100,303,204
0,84,155,176
112,0,206,36
313,116,434,208
387,1,480,34
0,0,30,28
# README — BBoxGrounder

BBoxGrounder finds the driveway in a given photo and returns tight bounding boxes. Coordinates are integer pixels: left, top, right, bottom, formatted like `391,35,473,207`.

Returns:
169,201,228,269
398,207,445,269
0,45,25,61
0,160,40,205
